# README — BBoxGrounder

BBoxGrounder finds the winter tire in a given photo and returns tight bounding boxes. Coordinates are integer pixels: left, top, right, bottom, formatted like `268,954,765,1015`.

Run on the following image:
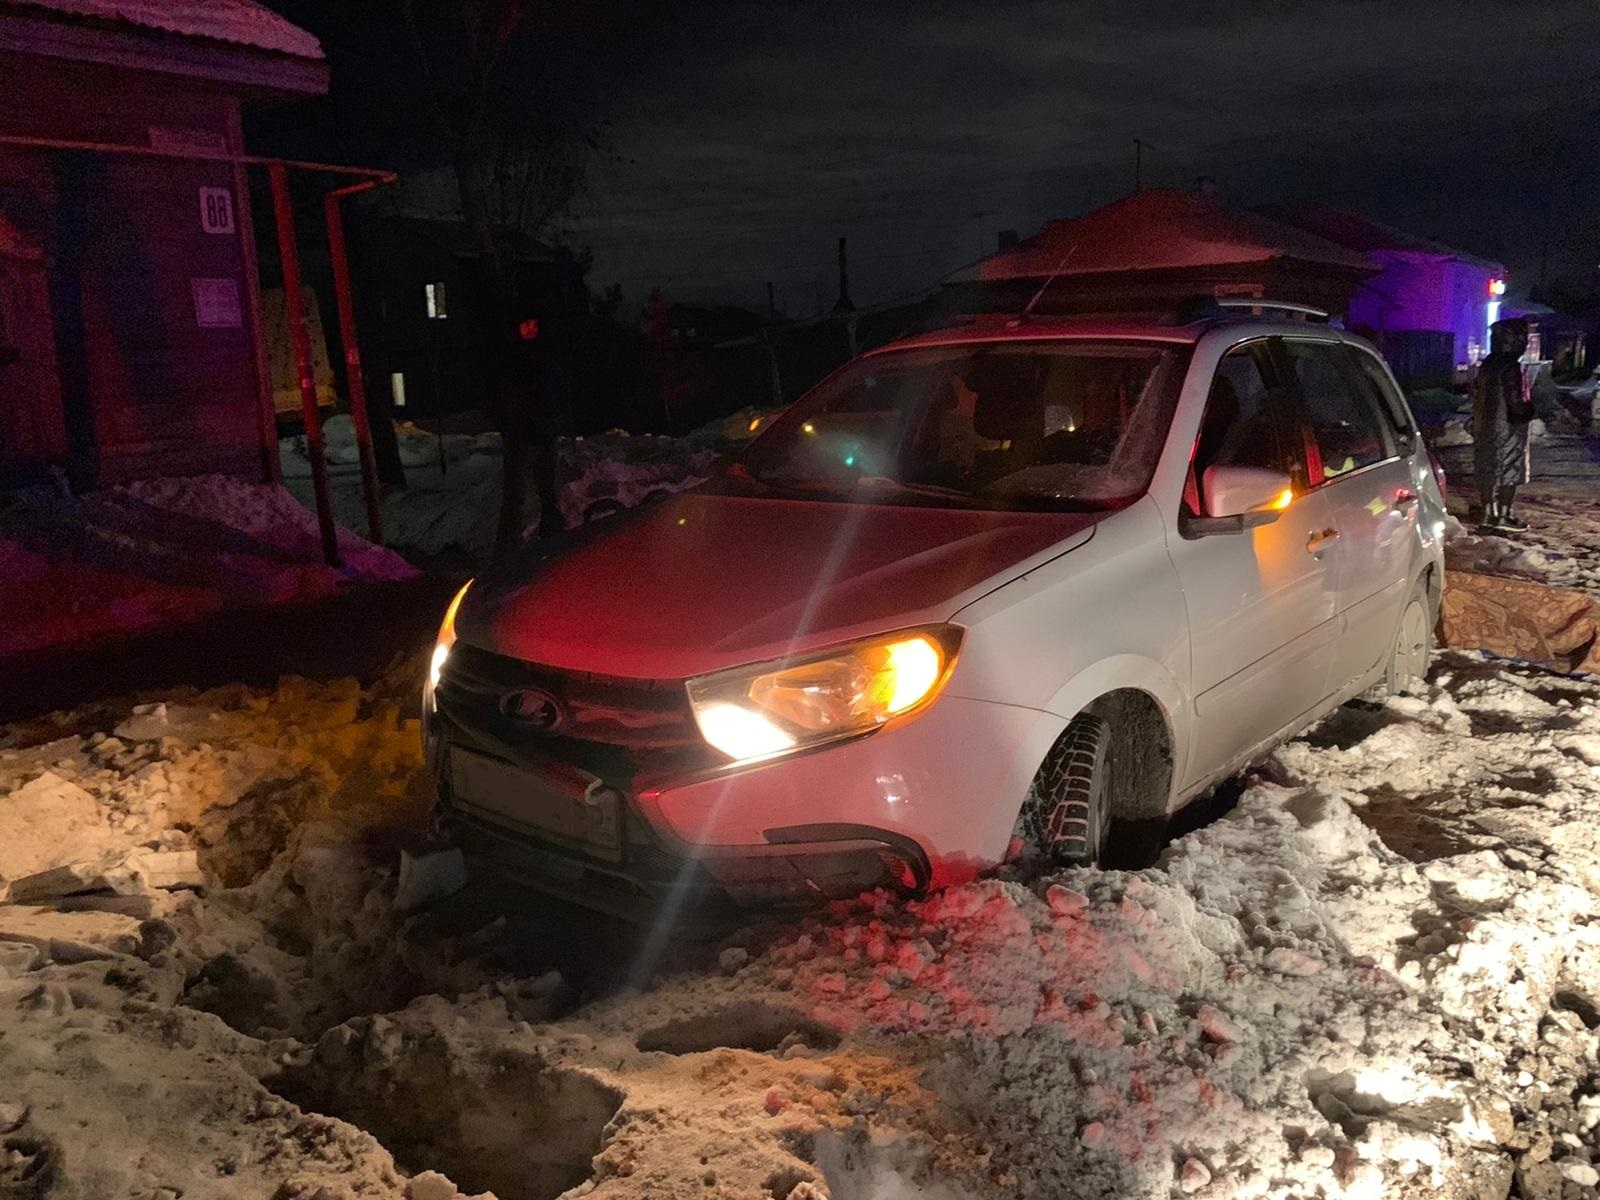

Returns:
1386,579,1433,695
1023,713,1112,867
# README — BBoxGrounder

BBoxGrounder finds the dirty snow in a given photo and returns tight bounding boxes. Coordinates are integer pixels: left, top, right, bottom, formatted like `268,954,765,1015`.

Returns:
11,649,1600,1197
1446,497,1600,601
0,473,416,657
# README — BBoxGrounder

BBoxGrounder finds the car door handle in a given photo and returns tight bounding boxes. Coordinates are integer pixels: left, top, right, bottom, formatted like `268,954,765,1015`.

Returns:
1394,489,1419,512
1306,528,1340,554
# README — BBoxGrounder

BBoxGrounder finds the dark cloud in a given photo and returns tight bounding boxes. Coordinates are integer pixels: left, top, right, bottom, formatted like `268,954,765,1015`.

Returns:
571,0,1600,309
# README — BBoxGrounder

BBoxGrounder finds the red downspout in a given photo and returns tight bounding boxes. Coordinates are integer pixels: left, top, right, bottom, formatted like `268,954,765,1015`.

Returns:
269,163,340,567
324,180,388,545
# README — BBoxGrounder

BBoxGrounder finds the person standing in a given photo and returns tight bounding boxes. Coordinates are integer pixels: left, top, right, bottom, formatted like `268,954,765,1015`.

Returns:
1472,317,1534,531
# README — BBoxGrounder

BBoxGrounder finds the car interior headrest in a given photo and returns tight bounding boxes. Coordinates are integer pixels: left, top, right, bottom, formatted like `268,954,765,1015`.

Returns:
969,355,1044,441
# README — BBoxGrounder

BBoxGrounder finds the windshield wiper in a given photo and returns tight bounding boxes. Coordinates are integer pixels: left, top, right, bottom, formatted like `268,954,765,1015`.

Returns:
852,477,981,506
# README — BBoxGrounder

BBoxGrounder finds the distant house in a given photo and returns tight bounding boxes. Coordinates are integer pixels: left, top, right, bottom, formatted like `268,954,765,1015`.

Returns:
943,188,1375,319
352,216,583,419
0,0,326,488
1500,292,1588,376
1262,204,1506,388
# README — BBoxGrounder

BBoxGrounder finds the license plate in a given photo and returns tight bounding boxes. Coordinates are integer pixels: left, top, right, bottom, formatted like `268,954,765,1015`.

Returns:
449,748,622,862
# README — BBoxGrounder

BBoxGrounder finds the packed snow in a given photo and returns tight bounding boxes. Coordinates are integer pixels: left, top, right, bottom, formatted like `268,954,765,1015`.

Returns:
0,472,415,657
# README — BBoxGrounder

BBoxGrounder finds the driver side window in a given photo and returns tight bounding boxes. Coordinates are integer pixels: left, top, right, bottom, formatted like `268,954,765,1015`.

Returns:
1188,344,1306,514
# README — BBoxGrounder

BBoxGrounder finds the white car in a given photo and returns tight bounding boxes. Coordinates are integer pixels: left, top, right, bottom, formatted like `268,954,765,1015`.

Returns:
423,307,1445,916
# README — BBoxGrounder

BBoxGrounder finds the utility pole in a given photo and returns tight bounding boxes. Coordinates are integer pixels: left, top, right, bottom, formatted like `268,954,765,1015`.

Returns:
1132,138,1155,192
832,236,855,313
766,280,776,320
970,208,996,256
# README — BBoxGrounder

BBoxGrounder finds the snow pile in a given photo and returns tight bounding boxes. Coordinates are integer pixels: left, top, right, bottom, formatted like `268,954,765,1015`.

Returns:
13,652,1600,1193
0,668,451,1198
0,474,415,657
558,429,721,527
280,410,780,563
1444,520,1554,580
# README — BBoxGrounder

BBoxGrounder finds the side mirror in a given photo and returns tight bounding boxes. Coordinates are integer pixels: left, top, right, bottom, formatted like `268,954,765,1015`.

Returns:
1205,466,1293,518
1183,466,1293,537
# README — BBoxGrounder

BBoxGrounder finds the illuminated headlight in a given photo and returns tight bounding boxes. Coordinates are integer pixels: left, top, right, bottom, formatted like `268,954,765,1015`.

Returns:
428,580,473,693
685,627,961,765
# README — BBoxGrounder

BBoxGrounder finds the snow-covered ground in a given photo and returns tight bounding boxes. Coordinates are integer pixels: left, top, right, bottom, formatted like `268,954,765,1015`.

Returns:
11,428,1600,1199
279,410,775,565
0,473,415,658
8,648,1600,1198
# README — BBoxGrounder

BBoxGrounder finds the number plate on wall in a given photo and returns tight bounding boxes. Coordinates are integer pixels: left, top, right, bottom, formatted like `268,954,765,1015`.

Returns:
199,187,235,235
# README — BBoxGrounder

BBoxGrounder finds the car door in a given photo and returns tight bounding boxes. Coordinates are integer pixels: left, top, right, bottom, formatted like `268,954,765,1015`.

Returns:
1279,338,1420,694
1167,339,1340,790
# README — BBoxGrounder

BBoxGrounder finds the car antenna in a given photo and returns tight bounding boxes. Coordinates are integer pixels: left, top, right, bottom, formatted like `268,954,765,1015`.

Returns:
1007,244,1078,327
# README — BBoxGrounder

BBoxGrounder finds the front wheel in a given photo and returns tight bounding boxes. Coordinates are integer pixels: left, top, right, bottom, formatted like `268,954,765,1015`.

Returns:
1022,714,1112,867
1386,580,1433,694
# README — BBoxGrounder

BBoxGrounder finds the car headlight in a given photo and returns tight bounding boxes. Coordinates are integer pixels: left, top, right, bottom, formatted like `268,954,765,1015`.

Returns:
686,626,961,764
429,580,472,691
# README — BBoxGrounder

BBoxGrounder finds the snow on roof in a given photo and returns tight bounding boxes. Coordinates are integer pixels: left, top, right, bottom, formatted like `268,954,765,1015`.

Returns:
1259,203,1505,271
6,0,323,59
951,188,1374,284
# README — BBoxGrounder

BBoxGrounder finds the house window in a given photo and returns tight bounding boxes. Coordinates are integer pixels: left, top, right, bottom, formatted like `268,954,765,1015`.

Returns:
425,281,448,319
390,372,407,409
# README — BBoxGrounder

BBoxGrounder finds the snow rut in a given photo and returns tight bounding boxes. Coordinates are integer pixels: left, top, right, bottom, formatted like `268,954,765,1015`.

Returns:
276,1008,622,1200
637,1001,842,1055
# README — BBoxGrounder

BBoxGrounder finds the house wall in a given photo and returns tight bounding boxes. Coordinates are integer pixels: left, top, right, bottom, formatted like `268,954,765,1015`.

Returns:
1346,250,1497,368
1442,258,1497,366
0,224,67,476
1347,251,1447,332
353,221,488,419
0,51,264,486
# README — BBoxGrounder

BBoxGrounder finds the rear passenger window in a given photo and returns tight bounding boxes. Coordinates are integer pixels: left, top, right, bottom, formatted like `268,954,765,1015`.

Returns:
1283,340,1392,480
1345,347,1418,448
1188,344,1306,513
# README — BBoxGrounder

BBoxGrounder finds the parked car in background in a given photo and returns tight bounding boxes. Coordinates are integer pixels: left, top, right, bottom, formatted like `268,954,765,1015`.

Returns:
422,305,1446,918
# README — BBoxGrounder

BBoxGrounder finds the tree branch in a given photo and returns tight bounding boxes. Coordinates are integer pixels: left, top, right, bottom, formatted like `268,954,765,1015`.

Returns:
400,0,460,150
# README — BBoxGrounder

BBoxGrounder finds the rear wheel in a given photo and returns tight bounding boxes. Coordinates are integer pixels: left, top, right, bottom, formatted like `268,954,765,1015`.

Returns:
1022,714,1112,867
1387,580,1433,694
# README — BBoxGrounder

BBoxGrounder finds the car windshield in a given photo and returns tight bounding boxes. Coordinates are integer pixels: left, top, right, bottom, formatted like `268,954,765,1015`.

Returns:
729,340,1189,512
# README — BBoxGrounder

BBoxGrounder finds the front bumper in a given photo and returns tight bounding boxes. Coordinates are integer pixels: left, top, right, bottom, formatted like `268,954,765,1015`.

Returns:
430,683,1059,911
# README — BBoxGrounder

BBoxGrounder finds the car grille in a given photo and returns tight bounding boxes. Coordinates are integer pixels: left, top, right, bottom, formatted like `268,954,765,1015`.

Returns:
433,642,720,789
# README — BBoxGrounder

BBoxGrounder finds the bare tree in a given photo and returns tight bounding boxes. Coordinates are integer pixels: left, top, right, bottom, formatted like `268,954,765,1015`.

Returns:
401,0,595,550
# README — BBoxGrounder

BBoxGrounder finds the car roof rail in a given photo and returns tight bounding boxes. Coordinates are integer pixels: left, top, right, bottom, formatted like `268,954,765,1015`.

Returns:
1214,298,1330,320
1177,296,1333,324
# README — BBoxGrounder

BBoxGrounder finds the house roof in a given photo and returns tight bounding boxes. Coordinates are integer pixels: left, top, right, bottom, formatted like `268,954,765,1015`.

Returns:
4,0,322,59
948,188,1374,284
1259,203,1504,272
374,216,561,264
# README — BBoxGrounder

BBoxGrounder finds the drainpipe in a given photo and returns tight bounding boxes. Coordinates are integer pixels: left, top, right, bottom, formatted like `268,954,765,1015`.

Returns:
324,178,392,545
269,163,340,567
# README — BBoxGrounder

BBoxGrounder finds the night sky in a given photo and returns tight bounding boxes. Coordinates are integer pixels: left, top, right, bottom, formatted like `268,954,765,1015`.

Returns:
270,0,1600,314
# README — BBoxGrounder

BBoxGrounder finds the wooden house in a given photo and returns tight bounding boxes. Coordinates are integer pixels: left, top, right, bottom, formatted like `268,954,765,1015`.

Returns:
0,0,327,487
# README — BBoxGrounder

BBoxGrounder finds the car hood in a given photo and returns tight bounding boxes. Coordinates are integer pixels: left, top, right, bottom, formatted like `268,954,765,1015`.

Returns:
456,492,1095,679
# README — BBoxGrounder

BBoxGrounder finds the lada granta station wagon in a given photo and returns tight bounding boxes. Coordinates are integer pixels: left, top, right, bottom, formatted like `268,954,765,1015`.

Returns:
422,307,1444,917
